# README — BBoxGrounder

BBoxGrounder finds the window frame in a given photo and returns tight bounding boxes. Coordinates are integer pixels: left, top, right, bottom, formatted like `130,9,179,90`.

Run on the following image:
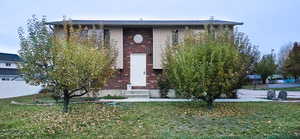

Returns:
172,29,179,45
5,63,11,67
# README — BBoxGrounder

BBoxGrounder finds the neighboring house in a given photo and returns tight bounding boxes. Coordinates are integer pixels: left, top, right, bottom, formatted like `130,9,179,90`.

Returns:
47,19,242,94
247,74,262,84
0,53,23,81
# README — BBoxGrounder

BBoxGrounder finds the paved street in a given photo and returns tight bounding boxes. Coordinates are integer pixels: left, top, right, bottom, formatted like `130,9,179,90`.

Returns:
238,89,300,99
268,83,300,88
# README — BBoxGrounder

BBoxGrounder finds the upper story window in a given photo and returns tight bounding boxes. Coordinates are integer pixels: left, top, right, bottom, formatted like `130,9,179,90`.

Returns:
79,27,110,46
5,63,11,67
79,26,89,39
172,29,179,45
104,29,110,45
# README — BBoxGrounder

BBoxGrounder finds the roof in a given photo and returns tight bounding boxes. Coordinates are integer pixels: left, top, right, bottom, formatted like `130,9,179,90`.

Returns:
0,68,19,75
247,74,261,80
0,53,22,62
46,19,243,26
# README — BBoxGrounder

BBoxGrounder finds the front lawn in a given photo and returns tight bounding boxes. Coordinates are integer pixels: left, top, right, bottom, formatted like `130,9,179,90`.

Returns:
1,95,300,138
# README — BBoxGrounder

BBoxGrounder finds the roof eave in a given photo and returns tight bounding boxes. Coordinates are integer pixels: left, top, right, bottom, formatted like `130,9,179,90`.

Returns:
45,20,243,26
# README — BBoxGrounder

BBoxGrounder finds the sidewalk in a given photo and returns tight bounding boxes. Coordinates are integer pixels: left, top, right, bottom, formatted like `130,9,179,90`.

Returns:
97,98,271,103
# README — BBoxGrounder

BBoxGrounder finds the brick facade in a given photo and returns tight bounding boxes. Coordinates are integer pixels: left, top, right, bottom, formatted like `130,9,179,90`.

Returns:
104,28,162,89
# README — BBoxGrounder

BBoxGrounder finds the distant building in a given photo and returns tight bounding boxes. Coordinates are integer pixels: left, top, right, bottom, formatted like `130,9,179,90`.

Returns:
0,53,23,81
247,74,262,84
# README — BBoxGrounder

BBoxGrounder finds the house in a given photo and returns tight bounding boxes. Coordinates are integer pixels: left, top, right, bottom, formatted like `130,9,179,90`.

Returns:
0,53,22,81
47,19,242,96
247,74,262,84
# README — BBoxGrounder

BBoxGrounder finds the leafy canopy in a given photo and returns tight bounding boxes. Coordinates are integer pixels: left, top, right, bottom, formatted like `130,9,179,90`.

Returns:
18,16,116,112
283,43,300,79
255,52,277,84
164,28,241,108
18,15,53,85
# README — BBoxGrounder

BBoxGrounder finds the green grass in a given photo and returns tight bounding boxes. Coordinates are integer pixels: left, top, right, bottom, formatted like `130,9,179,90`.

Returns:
1,94,300,138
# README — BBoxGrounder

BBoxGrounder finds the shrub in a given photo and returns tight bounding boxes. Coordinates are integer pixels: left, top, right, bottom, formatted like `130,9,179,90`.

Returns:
163,28,241,109
38,88,52,94
157,73,170,98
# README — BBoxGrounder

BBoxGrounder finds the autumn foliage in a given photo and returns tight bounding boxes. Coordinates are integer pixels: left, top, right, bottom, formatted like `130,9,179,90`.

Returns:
18,16,116,112
163,27,241,109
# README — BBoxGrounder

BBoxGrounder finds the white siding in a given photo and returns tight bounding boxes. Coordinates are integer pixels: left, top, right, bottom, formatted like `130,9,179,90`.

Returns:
109,28,123,69
178,29,186,43
192,29,205,35
153,27,172,69
178,28,205,43
153,27,205,69
53,27,124,69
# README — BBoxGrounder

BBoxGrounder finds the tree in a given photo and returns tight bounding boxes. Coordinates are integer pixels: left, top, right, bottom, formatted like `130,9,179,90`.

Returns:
18,15,53,85
255,52,277,84
277,42,293,75
283,42,300,80
230,31,260,97
18,16,116,112
163,28,241,109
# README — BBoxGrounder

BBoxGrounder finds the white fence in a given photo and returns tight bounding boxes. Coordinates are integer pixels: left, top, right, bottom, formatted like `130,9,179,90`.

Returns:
0,81,41,99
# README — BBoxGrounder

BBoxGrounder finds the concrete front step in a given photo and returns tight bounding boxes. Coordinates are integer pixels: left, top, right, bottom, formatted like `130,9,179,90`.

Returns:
123,90,150,98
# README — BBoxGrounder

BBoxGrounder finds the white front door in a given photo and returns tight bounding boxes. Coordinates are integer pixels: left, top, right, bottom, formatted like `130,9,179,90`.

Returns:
130,53,146,86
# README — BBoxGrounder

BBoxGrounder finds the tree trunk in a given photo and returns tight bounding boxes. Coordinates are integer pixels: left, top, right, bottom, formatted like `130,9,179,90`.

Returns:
63,90,70,113
207,99,214,110
262,77,267,84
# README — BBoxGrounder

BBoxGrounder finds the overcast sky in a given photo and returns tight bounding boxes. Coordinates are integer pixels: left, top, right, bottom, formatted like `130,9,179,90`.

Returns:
0,0,299,55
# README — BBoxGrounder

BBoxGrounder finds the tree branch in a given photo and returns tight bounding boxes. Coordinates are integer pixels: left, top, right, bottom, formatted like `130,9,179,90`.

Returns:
69,87,89,98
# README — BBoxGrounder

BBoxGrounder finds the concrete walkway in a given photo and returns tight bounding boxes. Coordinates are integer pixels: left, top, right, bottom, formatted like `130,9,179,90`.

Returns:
97,98,271,103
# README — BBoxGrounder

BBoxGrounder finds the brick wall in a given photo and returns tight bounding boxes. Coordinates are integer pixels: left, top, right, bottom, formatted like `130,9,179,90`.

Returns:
104,28,162,89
